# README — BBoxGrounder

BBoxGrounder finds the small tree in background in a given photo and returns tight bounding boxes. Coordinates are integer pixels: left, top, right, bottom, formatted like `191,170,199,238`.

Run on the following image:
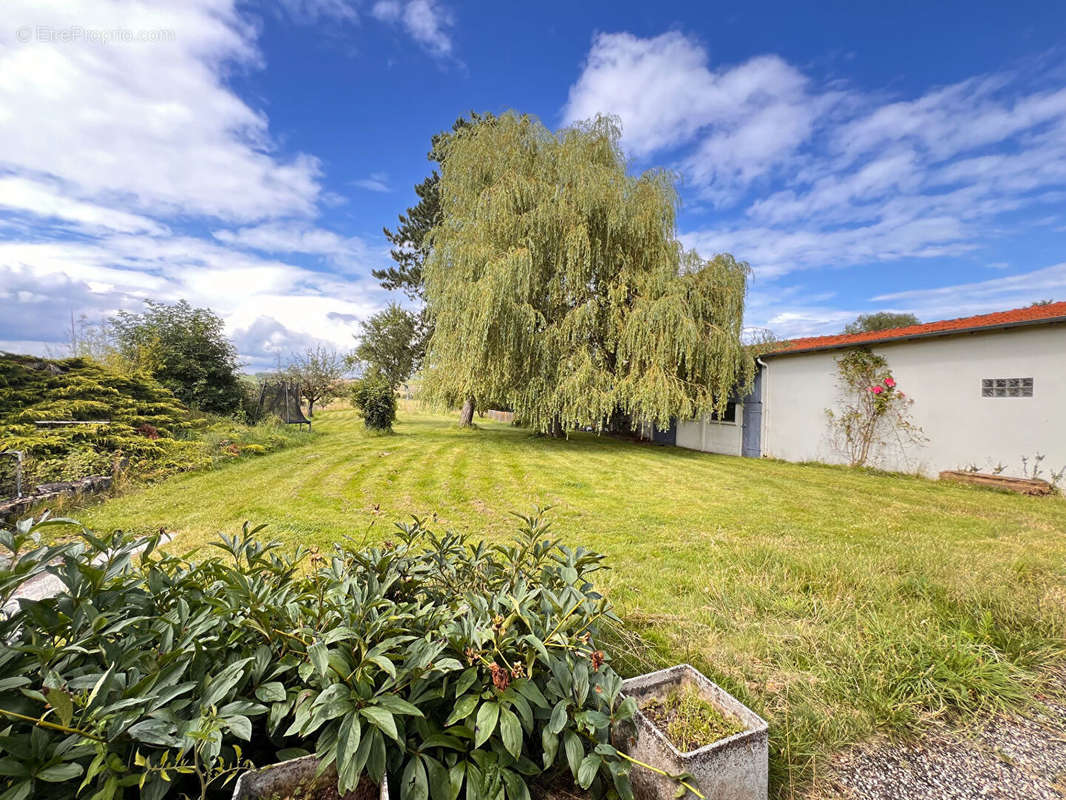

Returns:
350,304,424,390
351,375,397,431
287,345,346,417
744,327,782,358
843,312,920,334
110,300,244,416
826,348,925,467
59,313,122,366
423,113,753,433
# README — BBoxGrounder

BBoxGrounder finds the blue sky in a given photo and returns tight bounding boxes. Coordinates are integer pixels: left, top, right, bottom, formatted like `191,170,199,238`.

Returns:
2,0,1065,369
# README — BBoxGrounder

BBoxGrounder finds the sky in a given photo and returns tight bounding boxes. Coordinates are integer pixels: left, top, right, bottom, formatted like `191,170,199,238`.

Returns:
2,0,1065,369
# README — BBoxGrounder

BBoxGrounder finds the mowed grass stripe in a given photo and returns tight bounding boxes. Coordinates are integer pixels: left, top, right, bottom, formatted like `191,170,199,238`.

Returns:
74,405,1066,798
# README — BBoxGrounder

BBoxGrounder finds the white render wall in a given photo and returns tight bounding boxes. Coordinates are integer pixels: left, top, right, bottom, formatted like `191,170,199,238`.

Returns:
676,407,744,456
761,324,1066,477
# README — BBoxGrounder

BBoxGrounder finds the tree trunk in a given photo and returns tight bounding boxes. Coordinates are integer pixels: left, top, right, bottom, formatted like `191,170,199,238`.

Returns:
547,415,564,438
307,398,314,418
458,396,475,427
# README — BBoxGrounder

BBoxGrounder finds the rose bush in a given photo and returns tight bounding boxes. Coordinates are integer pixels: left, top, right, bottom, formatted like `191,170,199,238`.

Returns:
826,348,925,467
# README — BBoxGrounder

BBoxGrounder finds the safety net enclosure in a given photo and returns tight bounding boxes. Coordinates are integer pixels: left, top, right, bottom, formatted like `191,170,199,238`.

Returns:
256,380,311,429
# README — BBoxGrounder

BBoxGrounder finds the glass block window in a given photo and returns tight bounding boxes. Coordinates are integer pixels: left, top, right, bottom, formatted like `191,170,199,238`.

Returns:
981,377,1033,397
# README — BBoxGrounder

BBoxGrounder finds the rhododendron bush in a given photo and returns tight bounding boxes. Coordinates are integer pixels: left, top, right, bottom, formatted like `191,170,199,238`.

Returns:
0,511,644,800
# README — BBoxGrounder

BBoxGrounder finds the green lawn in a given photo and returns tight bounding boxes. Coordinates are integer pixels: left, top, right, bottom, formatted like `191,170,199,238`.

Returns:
77,405,1066,797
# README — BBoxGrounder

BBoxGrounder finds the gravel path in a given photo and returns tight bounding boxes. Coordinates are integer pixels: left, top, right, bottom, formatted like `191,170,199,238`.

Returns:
818,669,1066,799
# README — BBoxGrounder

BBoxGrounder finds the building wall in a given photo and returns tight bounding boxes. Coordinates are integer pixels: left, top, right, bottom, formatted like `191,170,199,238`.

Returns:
676,406,744,456
761,323,1066,477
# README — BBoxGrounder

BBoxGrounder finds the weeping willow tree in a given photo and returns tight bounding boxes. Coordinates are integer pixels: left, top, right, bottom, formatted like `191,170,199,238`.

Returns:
423,112,753,433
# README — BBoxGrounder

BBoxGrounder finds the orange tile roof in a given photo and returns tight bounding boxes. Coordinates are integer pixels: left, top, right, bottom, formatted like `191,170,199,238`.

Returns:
765,301,1066,356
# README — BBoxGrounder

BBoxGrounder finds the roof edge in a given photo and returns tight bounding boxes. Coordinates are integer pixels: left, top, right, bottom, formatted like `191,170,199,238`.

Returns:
762,314,1066,358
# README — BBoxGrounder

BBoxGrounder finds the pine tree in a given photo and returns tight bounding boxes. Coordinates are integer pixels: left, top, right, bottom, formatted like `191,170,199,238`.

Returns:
373,173,438,301
372,114,497,402
423,113,753,434
375,113,495,300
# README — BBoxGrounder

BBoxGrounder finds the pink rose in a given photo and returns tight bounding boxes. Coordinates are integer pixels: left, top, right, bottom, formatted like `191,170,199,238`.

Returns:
884,377,896,388
871,385,884,395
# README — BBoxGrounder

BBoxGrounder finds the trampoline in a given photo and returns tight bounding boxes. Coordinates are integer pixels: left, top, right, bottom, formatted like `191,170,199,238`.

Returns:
256,380,311,430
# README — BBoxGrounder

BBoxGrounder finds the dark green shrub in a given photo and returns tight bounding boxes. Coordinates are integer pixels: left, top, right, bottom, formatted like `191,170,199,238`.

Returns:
352,376,397,431
0,512,642,800
237,376,264,425
109,300,245,416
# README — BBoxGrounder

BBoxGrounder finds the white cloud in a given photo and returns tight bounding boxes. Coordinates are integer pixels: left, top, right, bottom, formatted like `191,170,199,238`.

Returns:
1,0,322,223
0,0,401,366
272,0,459,59
212,222,376,272
564,31,722,156
0,267,131,352
736,259,1066,341
745,151,923,226
566,32,1066,299
371,1,402,22
682,214,975,280
0,176,167,234
371,0,453,57
228,295,372,358
0,231,386,365
736,284,858,340
758,308,859,339
872,261,1066,319
742,81,1066,232
563,32,836,202
276,0,359,23
229,315,335,369
833,79,1066,166
352,171,391,192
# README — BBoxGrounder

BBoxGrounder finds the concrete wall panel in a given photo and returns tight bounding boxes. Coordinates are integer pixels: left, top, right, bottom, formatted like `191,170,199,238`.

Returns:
761,324,1066,477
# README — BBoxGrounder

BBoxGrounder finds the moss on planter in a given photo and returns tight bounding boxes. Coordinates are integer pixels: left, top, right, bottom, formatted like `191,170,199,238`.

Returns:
530,771,589,800
258,774,377,800
640,682,745,752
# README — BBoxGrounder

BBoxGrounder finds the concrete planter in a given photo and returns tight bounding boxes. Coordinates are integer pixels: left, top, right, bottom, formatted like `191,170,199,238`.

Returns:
617,665,768,800
231,754,388,800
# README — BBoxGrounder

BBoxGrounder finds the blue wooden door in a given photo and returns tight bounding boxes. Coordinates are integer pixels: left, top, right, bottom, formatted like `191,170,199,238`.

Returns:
741,369,763,458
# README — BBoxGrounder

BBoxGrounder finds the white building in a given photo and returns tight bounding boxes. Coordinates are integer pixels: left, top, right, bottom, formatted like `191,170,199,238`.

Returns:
668,302,1066,479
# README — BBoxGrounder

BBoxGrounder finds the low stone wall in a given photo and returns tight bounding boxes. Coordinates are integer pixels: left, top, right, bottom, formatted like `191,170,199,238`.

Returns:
0,475,112,521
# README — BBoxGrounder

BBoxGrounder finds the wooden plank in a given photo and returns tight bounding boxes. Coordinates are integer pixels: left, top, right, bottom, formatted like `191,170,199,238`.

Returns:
33,420,111,426
939,470,1054,496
